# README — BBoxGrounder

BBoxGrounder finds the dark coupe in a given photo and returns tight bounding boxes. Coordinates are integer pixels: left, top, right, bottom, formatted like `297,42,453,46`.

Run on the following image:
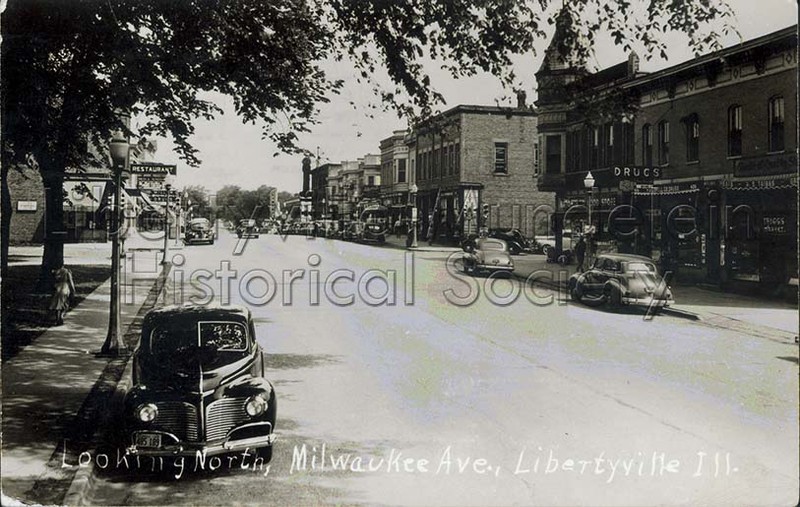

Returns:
568,253,674,309
122,305,276,461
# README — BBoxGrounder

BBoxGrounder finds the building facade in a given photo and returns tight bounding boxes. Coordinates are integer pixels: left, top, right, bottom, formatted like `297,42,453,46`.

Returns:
379,129,411,224
536,22,797,295
410,102,553,242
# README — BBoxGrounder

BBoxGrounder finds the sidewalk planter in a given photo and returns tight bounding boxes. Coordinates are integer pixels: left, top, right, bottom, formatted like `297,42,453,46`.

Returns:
122,305,276,461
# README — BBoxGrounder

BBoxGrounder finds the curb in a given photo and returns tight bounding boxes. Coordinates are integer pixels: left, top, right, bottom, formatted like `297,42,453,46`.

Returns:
62,262,172,507
511,270,703,322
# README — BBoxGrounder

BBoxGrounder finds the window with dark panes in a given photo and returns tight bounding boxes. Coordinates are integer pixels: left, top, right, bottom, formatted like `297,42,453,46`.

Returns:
686,115,699,162
642,124,653,166
455,143,461,175
604,123,614,166
545,135,561,175
591,126,599,168
397,158,406,183
658,121,670,164
768,96,784,152
727,105,742,157
494,142,508,173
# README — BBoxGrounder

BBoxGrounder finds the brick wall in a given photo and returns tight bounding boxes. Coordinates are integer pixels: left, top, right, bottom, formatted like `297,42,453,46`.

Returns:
7,165,45,245
461,112,555,236
636,58,797,179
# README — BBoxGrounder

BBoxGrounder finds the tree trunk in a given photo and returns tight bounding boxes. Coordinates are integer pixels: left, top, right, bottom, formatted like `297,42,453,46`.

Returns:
1,163,12,334
38,168,65,290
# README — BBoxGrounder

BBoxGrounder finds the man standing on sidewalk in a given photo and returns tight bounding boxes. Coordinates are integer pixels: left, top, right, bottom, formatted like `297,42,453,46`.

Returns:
574,235,587,273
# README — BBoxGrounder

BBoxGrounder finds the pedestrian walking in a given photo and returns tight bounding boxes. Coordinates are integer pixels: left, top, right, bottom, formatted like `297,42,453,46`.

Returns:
49,265,76,326
574,235,587,273
394,218,402,238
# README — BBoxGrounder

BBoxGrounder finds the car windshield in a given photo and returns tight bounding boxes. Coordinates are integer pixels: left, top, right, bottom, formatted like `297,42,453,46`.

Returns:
190,220,210,230
151,321,248,356
624,262,657,274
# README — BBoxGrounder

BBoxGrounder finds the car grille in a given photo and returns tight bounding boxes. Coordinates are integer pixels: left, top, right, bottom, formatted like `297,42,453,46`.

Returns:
155,401,199,442
205,397,248,441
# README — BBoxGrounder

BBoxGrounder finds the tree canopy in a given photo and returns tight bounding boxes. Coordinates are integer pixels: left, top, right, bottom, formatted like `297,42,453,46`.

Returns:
1,0,735,274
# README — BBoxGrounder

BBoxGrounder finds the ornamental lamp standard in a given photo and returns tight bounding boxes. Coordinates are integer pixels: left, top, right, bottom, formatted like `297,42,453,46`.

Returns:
100,132,129,357
583,171,596,233
162,173,175,264
409,183,419,248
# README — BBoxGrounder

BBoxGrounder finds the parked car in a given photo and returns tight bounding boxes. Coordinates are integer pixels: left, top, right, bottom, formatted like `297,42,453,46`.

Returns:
488,228,533,255
184,217,215,245
121,305,276,461
236,219,260,238
568,253,674,309
461,237,514,275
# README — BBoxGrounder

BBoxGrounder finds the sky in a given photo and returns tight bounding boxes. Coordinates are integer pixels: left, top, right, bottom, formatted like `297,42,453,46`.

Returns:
152,0,797,195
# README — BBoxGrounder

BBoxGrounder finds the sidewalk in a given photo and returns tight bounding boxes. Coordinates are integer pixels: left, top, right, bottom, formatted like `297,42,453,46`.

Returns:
511,254,798,341
382,233,461,253
1,249,168,506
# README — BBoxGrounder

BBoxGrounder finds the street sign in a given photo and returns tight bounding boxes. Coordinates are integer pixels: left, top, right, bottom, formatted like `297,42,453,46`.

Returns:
129,163,177,175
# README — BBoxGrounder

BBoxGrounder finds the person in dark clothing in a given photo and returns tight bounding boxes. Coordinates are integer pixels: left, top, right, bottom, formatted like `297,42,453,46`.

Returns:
574,235,587,273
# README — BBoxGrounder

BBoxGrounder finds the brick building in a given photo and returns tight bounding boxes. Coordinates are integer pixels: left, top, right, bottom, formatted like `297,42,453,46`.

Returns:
379,129,411,224
410,101,552,242
536,19,797,295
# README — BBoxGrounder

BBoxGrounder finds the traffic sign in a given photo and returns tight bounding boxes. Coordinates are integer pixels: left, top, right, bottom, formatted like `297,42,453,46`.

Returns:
129,163,177,175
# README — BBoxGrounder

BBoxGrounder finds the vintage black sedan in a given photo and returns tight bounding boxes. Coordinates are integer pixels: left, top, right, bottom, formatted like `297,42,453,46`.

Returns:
461,237,514,275
184,217,216,245
568,253,674,309
122,305,276,461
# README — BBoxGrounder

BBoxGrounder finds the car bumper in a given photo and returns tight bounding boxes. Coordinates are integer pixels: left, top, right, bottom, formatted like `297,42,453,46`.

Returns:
126,423,275,458
477,264,514,272
622,295,673,307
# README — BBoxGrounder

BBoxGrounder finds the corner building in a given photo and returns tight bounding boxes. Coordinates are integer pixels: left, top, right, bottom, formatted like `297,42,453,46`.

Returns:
536,20,797,296
410,103,553,242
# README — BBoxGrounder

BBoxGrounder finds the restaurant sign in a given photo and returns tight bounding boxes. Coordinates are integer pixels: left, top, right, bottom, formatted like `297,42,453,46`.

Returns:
129,163,177,175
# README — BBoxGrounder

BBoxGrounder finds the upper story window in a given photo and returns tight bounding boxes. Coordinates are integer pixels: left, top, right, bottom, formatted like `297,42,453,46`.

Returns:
603,123,614,166
727,105,742,157
397,158,406,183
642,124,653,166
494,142,508,173
768,96,785,152
685,115,699,162
545,135,562,175
591,126,599,168
454,143,461,176
657,121,670,165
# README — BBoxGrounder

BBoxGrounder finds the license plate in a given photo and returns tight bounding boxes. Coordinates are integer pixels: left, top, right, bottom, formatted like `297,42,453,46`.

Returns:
136,433,161,448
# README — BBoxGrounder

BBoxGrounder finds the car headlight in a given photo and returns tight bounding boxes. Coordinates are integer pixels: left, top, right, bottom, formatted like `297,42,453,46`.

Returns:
245,394,268,417
136,403,158,422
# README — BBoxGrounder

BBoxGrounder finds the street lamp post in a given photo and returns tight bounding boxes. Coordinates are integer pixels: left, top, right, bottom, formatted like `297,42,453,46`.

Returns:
583,171,596,233
100,132,128,357
410,183,419,248
162,174,174,264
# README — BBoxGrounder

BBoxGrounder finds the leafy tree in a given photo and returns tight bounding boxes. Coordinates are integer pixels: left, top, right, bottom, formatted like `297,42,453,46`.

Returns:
182,185,210,219
1,0,736,283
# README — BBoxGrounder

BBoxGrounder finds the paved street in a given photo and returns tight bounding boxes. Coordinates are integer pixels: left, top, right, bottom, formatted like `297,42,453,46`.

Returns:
66,230,797,506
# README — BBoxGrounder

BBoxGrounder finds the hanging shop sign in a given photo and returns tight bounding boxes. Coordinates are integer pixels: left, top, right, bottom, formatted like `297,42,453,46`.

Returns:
129,163,177,175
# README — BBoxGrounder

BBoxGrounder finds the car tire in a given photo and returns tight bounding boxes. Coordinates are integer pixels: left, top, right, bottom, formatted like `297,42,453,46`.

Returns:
463,260,475,275
606,286,622,308
256,445,273,463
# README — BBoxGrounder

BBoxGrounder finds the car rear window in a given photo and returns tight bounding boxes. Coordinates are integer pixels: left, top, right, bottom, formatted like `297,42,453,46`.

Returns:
481,240,506,251
624,262,656,273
